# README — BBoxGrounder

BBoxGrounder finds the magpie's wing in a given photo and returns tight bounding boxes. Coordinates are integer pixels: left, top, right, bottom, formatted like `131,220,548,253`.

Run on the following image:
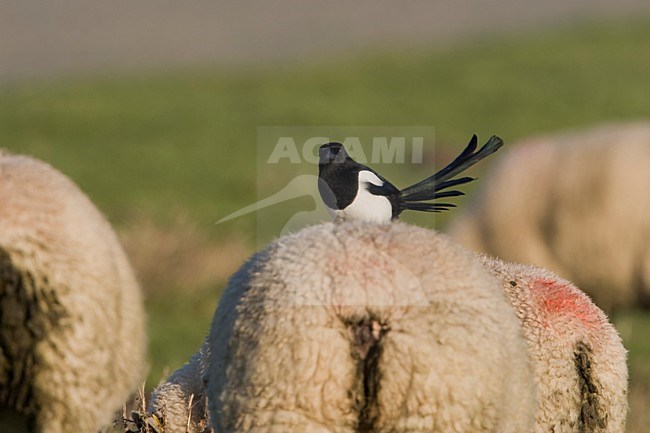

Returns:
360,168,401,197
366,182,400,197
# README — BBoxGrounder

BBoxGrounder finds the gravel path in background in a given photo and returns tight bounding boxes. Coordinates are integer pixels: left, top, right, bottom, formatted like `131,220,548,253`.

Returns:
1,0,649,82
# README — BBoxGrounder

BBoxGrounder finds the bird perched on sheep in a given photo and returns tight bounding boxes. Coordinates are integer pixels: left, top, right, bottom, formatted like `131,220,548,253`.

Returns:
0,149,147,432
481,256,628,433
203,222,536,433
447,122,650,311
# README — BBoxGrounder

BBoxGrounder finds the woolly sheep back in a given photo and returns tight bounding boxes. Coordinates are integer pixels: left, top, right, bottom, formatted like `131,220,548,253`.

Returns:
448,122,650,311
0,150,147,432
204,222,536,433
482,255,628,433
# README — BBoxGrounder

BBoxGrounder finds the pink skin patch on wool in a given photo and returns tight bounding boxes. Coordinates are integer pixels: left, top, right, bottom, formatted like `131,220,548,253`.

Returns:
531,277,602,330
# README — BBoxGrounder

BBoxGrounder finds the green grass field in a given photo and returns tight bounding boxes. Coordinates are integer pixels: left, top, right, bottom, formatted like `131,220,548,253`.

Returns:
1,18,649,430
2,18,649,229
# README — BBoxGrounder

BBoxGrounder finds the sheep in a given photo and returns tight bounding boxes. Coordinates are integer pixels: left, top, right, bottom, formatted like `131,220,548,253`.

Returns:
145,345,211,433
0,149,147,432
447,122,650,311
202,221,537,433
146,223,628,433
481,255,628,433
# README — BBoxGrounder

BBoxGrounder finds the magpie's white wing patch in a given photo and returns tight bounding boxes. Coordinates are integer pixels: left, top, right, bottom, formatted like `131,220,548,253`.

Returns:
358,170,384,186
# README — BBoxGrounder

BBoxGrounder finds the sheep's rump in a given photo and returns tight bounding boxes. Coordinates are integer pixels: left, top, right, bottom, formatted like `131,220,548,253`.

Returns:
483,256,628,433
448,122,650,311
204,222,536,433
0,149,146,432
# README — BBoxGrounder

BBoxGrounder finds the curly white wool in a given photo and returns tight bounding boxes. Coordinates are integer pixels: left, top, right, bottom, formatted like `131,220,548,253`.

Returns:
204,222,536,433
482,256,628,433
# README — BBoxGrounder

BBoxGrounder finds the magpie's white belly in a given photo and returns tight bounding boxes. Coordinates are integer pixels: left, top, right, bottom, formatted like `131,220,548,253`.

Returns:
339,189,392,223
327,174,393,223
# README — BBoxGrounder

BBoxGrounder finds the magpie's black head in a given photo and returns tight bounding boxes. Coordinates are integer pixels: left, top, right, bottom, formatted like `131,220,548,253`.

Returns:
319,142,350,165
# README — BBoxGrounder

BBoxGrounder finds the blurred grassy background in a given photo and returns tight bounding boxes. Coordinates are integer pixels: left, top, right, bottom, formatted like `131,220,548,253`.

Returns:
1,18,649,430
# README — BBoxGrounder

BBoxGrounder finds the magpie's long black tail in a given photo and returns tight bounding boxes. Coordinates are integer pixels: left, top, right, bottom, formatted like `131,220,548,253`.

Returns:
398,134,503,213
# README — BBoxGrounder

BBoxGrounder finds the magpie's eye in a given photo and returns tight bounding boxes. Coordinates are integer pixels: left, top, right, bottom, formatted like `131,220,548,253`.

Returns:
330,147,340,155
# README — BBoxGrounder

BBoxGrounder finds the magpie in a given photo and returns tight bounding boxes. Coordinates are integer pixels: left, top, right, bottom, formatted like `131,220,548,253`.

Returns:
317,134,503,223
